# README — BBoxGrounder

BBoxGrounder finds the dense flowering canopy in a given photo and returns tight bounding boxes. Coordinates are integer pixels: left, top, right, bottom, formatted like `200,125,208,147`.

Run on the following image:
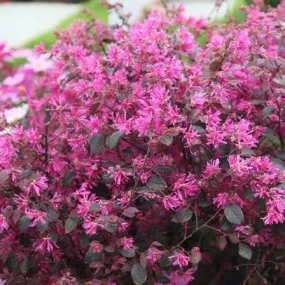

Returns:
0,1,285,284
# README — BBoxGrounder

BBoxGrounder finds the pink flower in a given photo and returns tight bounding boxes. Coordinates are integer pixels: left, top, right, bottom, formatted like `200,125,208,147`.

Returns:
34,237,59,253
119,237,134,250
162,195,182,210
26,176,48,196
146,247,163,264
89,241,103,253
25,209,47,227
173,174,199,199
3,73,24,86
25,53,53,72
169,251,190,268
0,214,9,232
168,269,195,285
108,166,132,185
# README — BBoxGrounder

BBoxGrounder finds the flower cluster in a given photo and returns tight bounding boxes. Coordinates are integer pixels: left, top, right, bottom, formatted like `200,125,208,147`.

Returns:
0,1,285,284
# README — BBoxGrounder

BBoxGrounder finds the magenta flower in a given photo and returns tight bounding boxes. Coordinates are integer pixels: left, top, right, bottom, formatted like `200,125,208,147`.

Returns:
169,251,190,268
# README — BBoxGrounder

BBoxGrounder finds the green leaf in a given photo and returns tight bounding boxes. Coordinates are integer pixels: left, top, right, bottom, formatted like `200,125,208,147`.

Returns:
65,217,79,234
242,188,254,199
84,250,102,263
224,204,244,225
220,215,233,231
153,164,173,174
90,202,101,213
238,243,252,260
241,147,255,157
105,131,123,149
262,106,273,120
264,128,274,140
158,253,173,268
123,207,140,218
146,175,167,190
138,186,151,194
20,256,30,274
217,144,231,156
131,263,147,285
47,208,58,222
19,215,30,232
198,200,211,207
172,208,193,223
62,171,74,186
6,252,18,272
79,234,90,248
50,262,62,274
90,133,105,154
156,277,170,284
36,220,49,232
117,248,136,258
271,157,285,171
159,135,173,146
103,222,117,233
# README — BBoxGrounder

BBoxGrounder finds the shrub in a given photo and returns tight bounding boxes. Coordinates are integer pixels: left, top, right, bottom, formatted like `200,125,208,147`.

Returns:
0,2,285,285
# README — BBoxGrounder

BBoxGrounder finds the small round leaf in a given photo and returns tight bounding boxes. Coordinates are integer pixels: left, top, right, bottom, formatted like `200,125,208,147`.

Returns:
131,262,147,285
224,204,244,225
65,217,79,234
238,243,252,260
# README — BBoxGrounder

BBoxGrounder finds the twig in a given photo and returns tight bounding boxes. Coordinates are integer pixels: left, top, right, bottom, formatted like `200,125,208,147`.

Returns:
173,209,220,248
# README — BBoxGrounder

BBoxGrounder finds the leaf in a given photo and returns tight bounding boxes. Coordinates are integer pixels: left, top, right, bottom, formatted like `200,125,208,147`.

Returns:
159,135,173,146
250,99,266,105
217,144,231,156
36,220,49,232
146,175,167,190
238,243,253,260
6,252,18,272
103,222,117,233
20,256,30,274
172,208,193,223
242,188,254,199
47,208,58,222
219,157,230,169
117,248,136,258
264,128,274,140
198,200,211,207
20,169,34,180
65,217,79,234
131,263,147,285
224,204,244,225
19,215,30,232
105,131,123,149
62,171,74,186
90,202,101,213
153,164,173,174
262,106,273,120
220,215,233,231
0,169,10,190
273,77,285,86
50,262,62,274
156,277,170,284
90,133,105,155
241,147,255,157
123,207,140,218
158,253,173,268
138,186,151,194
271,157,285,171
84,250,102,263
79,234,90,248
